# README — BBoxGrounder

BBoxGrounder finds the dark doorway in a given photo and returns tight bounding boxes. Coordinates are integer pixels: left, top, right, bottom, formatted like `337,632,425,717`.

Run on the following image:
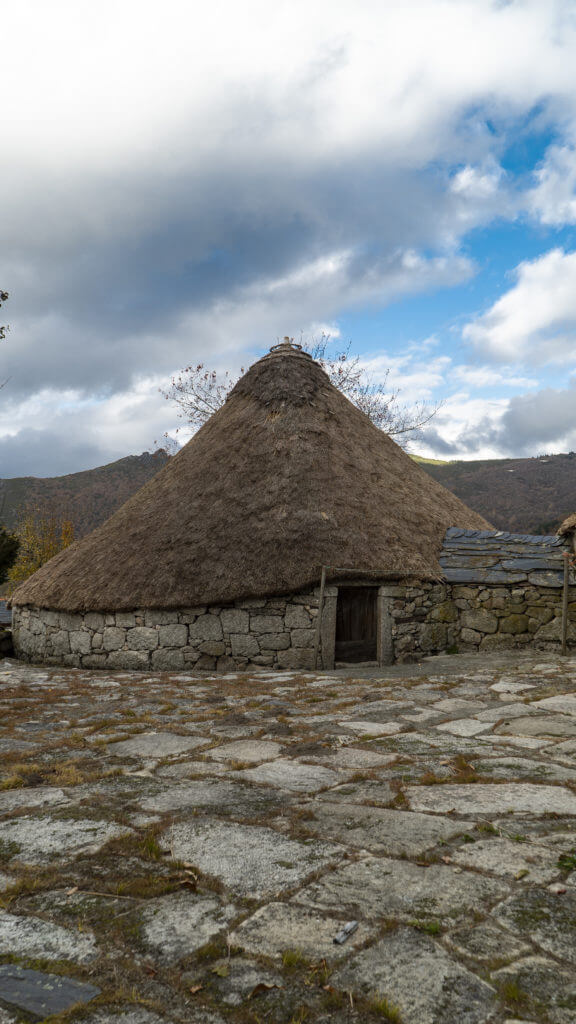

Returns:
335,587,377,663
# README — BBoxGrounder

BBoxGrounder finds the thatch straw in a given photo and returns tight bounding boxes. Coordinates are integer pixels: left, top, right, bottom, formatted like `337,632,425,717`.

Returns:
12,343,491,612
558,514,576,537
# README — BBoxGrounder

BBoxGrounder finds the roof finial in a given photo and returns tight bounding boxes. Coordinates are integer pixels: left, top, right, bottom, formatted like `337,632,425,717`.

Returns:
270,337,303,353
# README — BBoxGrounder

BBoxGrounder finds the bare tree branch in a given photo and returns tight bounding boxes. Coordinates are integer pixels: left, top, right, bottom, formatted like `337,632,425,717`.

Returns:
0,291,8,343
159,334,440,450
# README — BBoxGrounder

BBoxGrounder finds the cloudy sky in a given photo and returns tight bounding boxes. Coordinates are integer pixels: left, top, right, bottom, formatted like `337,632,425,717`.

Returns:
2,0,576,476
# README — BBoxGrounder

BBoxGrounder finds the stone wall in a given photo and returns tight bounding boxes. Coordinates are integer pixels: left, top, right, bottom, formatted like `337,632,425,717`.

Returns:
12,592,319,672
12,577,576,671
382,581,576,661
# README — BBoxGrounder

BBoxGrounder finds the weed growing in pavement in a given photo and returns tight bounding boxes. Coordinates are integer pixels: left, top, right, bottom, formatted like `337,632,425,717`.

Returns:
369,993,403,1021
281,948,307,972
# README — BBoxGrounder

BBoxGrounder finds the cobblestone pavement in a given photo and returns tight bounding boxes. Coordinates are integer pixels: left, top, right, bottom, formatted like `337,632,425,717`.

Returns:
2,652,576,1023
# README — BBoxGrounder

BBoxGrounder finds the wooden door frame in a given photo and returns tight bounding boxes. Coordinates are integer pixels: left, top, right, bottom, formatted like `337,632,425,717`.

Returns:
317,582,393,669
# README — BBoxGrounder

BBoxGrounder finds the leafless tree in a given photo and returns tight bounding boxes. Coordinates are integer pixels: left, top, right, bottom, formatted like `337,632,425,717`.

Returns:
0,291,8,342
159,334,439,450
0,291,9,391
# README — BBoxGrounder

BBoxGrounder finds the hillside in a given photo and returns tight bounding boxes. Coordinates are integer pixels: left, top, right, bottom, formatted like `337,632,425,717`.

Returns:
0,450,170,538
420,452,576,534
1,449,574,540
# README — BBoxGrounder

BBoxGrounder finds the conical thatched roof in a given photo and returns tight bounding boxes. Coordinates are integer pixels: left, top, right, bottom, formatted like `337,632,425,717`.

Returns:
12,342,491,613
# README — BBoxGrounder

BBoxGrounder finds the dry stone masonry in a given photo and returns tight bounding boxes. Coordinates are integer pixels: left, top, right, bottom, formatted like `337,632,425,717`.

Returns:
12,593,319,671
383,527,576,661
382,580,576,661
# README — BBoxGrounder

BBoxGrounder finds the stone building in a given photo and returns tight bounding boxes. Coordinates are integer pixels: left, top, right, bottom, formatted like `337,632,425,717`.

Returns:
11,340,493,671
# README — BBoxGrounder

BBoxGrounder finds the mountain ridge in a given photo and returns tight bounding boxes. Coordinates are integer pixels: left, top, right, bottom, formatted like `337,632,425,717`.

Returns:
0,449,574,539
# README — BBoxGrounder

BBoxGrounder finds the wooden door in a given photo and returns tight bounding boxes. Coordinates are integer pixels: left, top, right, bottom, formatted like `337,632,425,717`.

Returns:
335,587,377,663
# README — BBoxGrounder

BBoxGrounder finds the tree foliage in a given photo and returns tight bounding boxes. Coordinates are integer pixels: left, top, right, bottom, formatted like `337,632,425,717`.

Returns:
6,511,74,593
160,335,438,450
0,527,19,584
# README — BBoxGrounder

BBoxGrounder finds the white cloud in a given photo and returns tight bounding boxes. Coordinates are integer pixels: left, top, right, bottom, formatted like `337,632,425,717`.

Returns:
451,365,538,388
529,145,576,225
462,248,576,364
5,0,576,472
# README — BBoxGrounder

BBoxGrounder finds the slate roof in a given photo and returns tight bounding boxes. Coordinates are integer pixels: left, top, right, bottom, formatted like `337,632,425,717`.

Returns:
0,601,12,625
440,528,571,588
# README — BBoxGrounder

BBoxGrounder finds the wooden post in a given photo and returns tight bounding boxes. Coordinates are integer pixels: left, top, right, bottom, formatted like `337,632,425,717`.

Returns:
562,552,570,657
377,587,394,665
313,566,327,670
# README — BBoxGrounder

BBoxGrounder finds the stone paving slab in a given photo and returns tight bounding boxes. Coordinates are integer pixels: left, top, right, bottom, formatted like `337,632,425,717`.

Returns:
3,651,576,1022
204,739,283,763
333,927,497,1024
166,818,343,897
0,816,133,864
0,786,69,815
298,800,476,855
109,732,209,758
140,891,237,963
451,836,562,883
494,888,576,965
293,855,507,920
140,778,292,816
0,910,98,962
230,902,375,961
306,746,397,770
230,758,345,792
406,781,576,816
445,919,531,964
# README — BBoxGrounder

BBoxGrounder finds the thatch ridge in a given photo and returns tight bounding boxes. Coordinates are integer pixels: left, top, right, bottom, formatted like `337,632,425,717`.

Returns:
12,344,491,613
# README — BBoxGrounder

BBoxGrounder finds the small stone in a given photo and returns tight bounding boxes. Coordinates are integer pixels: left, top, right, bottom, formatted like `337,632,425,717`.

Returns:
250,615,284,634
158,624,188,648
500,614,530,634
102,626,125,651
220,609,250,634
284,605,312,629
461,610,498,634
126,626,159,651
151,648,185,670
189,615,223,642
107,650,150,670
230,633,260,658
69,630,92,654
